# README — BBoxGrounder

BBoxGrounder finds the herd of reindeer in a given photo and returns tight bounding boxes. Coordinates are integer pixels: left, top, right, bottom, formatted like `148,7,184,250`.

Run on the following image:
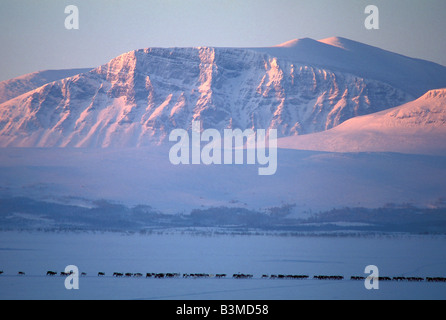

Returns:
1,270,446,282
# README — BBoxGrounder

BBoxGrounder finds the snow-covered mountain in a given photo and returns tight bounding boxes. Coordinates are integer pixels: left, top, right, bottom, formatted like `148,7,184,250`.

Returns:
0,68,92,104
1,37,446,147
278,88,446,155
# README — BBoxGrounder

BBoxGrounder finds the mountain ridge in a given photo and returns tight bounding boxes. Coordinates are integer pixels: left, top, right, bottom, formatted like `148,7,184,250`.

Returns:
0,68,93,104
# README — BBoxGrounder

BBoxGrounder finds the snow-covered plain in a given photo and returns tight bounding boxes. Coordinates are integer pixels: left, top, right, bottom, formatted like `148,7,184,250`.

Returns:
0,231,445,300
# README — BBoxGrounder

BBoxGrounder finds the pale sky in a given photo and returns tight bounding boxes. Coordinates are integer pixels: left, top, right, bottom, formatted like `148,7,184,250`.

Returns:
0,0,445,81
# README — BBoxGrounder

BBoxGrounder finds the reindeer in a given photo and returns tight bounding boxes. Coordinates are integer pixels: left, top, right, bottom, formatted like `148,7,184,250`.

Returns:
314,275,343,280
378,277,391,281
426,277,446,282
407,277,423,282
392,277,406,281
233,273,253,279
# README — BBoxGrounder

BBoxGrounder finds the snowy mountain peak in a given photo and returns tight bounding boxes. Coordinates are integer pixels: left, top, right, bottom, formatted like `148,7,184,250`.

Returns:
275,36,362,51
0,38,446,148
254,37,446,97
318,36,365,50
274,37,319,48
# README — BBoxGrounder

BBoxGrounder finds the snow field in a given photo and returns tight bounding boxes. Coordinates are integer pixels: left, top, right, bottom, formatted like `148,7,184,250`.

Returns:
0,232,445,299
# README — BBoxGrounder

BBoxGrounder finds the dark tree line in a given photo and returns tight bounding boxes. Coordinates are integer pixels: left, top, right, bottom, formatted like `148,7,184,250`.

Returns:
1,197,446,234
